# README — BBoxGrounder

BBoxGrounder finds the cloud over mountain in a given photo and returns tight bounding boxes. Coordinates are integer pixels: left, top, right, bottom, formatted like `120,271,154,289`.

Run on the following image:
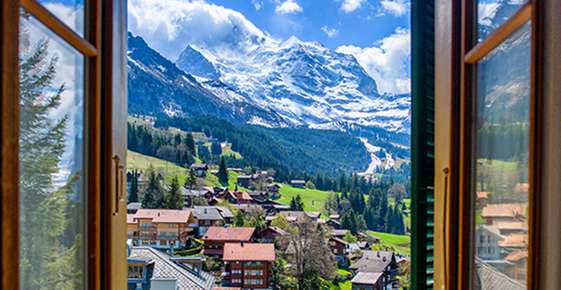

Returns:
337,27,410,95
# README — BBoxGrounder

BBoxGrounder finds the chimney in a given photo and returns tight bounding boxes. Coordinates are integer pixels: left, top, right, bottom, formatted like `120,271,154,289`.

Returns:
157,213,161,217
377,251,380,258
383,257,387,262
241,241,244,247
204,209,207,214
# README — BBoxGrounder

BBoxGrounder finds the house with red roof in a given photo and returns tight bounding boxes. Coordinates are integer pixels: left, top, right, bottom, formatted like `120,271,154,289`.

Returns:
202,227,255,256
127,209,195,250
222,243,275,289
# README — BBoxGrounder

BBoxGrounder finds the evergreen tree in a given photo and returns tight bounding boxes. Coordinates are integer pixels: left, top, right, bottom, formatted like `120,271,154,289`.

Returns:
378,192,389,231
233,209,246,227
290,194,304,211
210,141,222,156
184,168,198,190
165,176,183,209
19,37,82,289
141,165,165,208
218,156,229,185
129,170,139,203
185,132,196,155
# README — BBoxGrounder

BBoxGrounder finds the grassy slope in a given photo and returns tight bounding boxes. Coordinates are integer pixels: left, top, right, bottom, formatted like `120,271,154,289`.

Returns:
277,185,335,212
127,150,187,184
368,230,411,256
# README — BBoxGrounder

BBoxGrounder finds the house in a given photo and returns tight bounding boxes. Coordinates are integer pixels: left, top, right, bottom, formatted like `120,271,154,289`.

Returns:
480,203,527,225
216,206,235,224
222,243,275,289
279,211,320,223
349,251,399,289
225,190,254,204
248,191,269,204
182,188,214,204
128,257,155,290
191,164,209,177
127,202,142,214
192,206,225,235
476,225,504,261
236,175,253,188
257,226,288,243
329,237,350,264
351,272,384,290
290,180,306,188
266,183,281,195
202,227,255,257
127,209,195,250
129,246,215,290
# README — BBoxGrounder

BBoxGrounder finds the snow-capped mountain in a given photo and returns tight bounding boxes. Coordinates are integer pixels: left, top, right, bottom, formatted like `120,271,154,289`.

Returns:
127,33,288,127
175,30,411,134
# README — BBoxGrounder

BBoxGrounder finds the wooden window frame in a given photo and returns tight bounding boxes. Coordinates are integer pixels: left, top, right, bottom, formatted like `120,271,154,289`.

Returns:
455,0,542,289
0,0,128,289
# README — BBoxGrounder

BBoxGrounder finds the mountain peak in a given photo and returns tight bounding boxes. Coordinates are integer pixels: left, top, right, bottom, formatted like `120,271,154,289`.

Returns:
176,45,220,80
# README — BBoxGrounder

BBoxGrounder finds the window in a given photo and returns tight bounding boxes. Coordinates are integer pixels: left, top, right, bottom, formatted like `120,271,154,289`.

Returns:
0,0,127,288
454,1,536,289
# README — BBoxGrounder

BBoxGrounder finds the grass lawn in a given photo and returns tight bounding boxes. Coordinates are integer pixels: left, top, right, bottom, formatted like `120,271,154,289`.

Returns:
329,280,352,290
368,230,411,256
127,150,187,184
277,184,335,212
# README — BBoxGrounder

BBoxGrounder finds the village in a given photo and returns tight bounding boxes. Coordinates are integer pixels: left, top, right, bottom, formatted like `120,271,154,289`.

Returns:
126,161,410,290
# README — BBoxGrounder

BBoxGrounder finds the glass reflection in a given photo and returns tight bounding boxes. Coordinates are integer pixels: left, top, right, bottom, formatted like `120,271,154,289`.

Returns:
37,0,84,36
19,13,85,290
478,0,527,41
472,22,530,289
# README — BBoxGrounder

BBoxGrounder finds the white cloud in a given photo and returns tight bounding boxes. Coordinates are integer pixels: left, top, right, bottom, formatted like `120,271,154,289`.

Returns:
275,0,303,15
341,0,365,13
128,0,273,60
478,2,500,26
336,28,411,95
380,0,409,17
251,0,264,11
321,26,339,38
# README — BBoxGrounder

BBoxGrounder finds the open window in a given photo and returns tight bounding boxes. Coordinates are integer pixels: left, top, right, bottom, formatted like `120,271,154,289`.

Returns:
0,0,127,289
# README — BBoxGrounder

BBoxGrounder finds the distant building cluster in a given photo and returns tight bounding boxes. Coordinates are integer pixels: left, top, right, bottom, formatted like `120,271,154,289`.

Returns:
126,165,409,289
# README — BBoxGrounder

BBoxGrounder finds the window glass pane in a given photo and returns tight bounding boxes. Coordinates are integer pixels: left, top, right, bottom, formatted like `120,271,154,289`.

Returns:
37,0,84,36
478,0,527,41
19,12,85,290
473,22,530,289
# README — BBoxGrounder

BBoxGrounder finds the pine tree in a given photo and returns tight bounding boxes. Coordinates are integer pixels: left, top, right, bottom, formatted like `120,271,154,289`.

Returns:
129,170,139,203
184,168,198,190
218,156,229,185
19,37,82,289
185,132,196,155
165,176,183,209
211,141,222,156
290,194,304,211
141,165,165,208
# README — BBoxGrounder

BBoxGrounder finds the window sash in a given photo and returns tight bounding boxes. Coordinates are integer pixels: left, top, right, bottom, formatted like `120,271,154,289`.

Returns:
456,0,541,289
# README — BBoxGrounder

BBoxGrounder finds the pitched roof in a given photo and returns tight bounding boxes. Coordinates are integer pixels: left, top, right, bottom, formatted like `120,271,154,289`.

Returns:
223,243,275,261
495,221,527,232
498,234,528,248
481,203,526,219
474,259,525,290
216,206,234,218
203,227,255,241
192,206,223,221
505,250,528,262
129,247,215,290
351,272,383,285
350,251,395,273
132,209,192,223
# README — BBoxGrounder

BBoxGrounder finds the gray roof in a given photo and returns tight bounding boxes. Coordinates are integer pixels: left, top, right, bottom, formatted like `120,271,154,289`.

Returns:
192,206,223,221
127,202,142,210
350,250,395,273
473,259,525,290
216,206,234,218
129,247,215,290
351,272,383,285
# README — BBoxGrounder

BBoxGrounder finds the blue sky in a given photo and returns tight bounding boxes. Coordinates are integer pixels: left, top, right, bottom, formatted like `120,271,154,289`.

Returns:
206,0,410,51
